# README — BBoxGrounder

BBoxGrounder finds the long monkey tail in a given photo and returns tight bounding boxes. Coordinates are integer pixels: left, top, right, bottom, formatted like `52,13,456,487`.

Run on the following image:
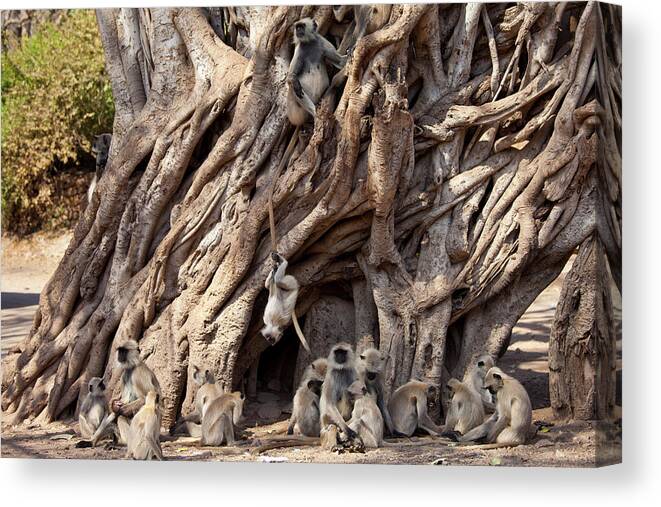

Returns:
268,125,300,252
292,308,311,353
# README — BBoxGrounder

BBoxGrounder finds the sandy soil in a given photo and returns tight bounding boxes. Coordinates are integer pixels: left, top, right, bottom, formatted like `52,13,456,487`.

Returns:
0,232,622,466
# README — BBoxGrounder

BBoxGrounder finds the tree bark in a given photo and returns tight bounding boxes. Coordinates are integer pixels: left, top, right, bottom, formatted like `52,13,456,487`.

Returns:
549,235,617,421
2,3,621,429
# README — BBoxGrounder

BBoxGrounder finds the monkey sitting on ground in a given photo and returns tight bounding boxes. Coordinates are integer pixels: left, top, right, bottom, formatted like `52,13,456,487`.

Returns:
126,390,163,460
287,377,323,437
201,391,245,446
441,378,485,437
388,380,443,437
320,342,359,440
262,252,310,352
79,377,108,439
459,367,532,448
172,366,224,437
464,354,496,412
347,380,384,448
357,348,398,436
88,133,112,203
89,339,161,447
287,17,345,126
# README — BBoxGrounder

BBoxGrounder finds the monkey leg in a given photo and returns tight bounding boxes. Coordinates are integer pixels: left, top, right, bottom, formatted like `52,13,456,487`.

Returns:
116,415,131,445
79,414,94,439
90,412,117,446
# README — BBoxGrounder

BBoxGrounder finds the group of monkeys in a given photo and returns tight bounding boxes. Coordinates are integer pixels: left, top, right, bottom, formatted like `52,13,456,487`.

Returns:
76,335,533,460
285,343,533,450
75,7,534,459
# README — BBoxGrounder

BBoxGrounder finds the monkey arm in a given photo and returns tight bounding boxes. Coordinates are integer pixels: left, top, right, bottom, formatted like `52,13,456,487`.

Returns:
459,412,497,442
322,401,356,438
486,413,509,443
287,413,297,435
321,37,347,69
118,397,145,418
289,75,317,116
376,391,396,435
416,396,442,436
442,401,459,432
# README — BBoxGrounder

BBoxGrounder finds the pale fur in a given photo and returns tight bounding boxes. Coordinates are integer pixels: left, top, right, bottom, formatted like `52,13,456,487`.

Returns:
320,342,358,438
357,348,396,434
463,354,496,411
201,391,244,446
126,391,162,460
79,377,107,439
288,377,323,437
347,380,384,448
388,380,442,437
442,378,485,435
460,367,532,446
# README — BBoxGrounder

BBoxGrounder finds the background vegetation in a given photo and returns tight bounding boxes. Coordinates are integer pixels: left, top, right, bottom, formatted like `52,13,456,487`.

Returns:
1,10,114,235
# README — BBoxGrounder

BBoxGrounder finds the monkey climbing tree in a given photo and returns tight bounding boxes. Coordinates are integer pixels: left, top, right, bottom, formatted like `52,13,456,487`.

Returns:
2,3,621,428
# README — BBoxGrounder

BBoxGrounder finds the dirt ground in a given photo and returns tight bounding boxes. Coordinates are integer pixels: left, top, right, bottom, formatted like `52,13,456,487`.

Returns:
1,232,622,466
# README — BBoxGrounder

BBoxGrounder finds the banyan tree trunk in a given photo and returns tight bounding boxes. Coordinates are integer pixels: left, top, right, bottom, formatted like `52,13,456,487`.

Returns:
549,235,617,421
2,3,621,428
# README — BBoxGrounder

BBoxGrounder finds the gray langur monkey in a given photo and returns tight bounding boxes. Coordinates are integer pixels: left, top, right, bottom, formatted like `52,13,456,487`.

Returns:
459,367,532,448
357,348,398,436
302,357,328,382
441,378,485,437
88,133,112,203
333,4,392,55
320,342,359,439
388,380,443,437
201,391,245,446
287,17,345,126
287,377,323,437
262,252,311,353
126,390,163,460
79,377,107,439
464,354,496,411
347,380,383,448
172,366,224,436
89,339,161,447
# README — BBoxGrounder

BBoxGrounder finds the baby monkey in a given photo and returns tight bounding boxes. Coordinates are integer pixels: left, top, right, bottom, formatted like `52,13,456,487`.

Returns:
126,390,163,460
79,377,107,439
357,348,398,435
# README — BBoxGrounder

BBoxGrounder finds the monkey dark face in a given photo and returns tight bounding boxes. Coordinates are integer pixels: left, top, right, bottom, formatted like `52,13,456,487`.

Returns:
293,17,318,42
366,371,377,382
117,347,128,363
334,348,348,364
307,379,323,396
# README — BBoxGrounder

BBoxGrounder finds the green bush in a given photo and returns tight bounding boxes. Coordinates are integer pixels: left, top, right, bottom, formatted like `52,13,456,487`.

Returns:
1,10,114,235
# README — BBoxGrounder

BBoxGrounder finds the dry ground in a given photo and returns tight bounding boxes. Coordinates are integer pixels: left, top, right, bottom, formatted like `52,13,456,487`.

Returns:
1,232,622,466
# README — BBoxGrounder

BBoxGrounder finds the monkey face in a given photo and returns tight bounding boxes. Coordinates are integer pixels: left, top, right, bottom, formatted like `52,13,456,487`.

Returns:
117,347,128,364
334,347,348,364
307,379,323,396
293,17,318,42
483,369,504,395
366,371,377,382
88,377,105,394
261,325,283,346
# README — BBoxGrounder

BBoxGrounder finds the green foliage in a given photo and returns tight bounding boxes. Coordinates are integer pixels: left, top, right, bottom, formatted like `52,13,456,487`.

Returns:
1,10,114,235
